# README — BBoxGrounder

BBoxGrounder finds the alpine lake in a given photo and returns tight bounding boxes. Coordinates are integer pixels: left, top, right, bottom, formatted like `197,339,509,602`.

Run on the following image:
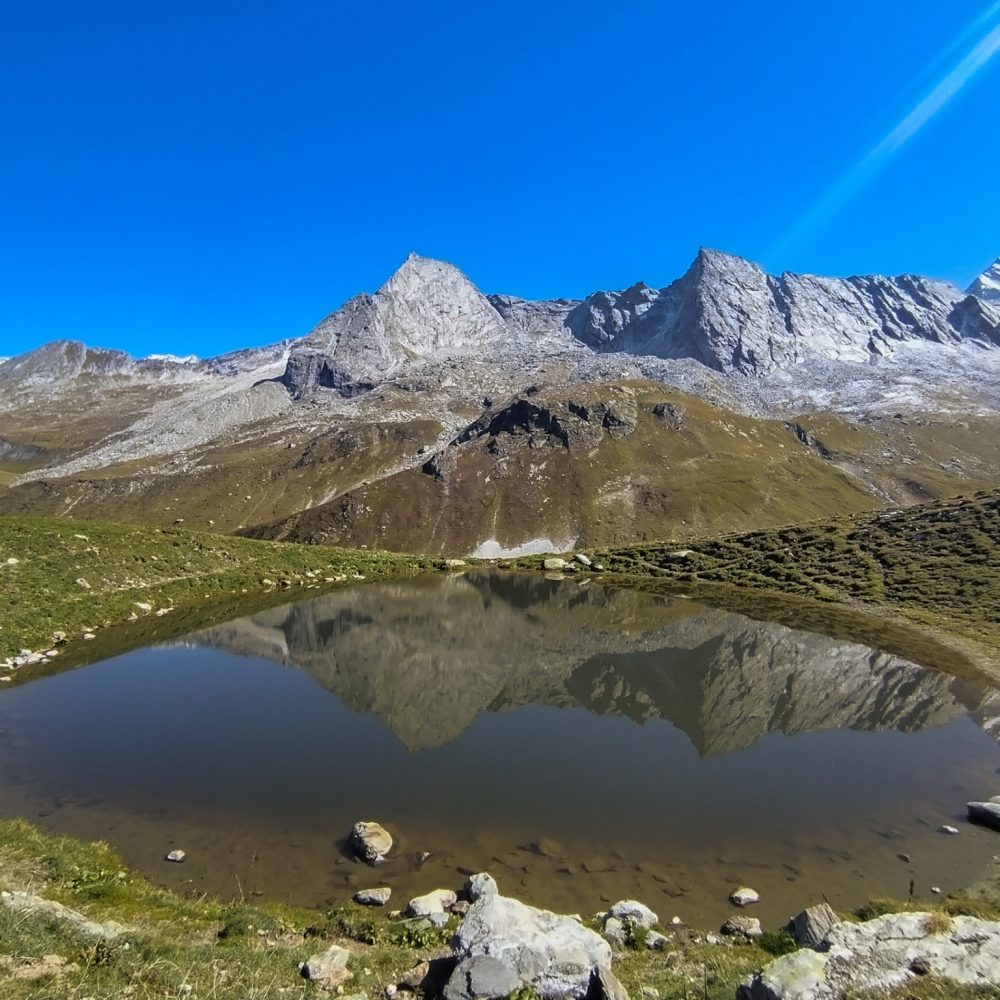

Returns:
1,570,999,928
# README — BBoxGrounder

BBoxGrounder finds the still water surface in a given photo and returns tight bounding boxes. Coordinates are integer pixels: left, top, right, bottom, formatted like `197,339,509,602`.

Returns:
1,572,999,925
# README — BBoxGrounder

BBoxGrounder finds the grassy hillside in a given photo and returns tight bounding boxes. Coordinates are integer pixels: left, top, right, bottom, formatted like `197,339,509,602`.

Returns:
563,488,1000,673
0,517,436,661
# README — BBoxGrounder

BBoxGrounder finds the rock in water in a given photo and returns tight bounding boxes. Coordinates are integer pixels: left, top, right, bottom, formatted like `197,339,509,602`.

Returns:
730,886,760,907
450,893,612,998
608,899,658,929
165,849,186,863
790,903,841,949
350,821,393,864
968,801,1000,831
353,887,391,907
301,944,352,988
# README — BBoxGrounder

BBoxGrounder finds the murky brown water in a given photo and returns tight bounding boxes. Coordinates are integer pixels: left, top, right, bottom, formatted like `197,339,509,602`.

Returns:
1,571,999,927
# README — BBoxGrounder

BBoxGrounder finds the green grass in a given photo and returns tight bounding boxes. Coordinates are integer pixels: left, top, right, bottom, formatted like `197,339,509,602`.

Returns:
0,516,442,660
517,488,1000,677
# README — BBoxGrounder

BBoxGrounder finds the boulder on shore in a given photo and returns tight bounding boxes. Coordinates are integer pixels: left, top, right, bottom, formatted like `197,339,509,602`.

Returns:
738,912,1000,999
449,892,611,998
608,899,658,929
790,903,840,949
968,801,1000,831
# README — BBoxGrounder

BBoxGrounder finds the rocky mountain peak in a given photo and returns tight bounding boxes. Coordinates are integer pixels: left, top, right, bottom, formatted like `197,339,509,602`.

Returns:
969,257,1000,304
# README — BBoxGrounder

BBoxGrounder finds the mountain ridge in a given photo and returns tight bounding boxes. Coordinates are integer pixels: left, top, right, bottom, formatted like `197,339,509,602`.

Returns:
4,248,998,396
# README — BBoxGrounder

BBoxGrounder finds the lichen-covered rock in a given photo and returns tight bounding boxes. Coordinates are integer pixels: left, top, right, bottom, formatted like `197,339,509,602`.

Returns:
721,916,763,940
738,912,1000,999
301,943,352,988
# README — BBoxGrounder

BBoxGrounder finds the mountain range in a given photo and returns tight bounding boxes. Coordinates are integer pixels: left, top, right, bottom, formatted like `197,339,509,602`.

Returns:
1,249,998,554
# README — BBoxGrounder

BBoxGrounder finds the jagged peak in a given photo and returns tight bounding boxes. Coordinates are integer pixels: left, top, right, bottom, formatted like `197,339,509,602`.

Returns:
378,252,476,296
968,257,1000,301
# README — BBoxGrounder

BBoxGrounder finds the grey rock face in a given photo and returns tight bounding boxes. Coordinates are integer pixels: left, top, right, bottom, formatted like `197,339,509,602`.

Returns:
451,893,612,998
465,872,499,901
275,248,1000,398
790,903,841,949
444,955,521,1000
739,913,1000,999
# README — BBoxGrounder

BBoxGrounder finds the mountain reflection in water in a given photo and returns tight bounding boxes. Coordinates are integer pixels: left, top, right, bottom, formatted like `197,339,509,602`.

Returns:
189,571,1000,755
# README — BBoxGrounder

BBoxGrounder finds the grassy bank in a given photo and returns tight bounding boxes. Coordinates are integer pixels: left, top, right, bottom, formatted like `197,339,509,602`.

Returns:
0,516,437,661
1,820,997,1000
530,488,1000,678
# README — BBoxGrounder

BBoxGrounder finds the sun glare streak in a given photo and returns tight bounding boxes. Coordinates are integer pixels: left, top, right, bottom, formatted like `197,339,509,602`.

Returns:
767,4,1000,266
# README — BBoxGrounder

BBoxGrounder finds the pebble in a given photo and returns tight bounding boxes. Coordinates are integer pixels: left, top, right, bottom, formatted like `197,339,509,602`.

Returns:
165,850,186,863
940,825,960,835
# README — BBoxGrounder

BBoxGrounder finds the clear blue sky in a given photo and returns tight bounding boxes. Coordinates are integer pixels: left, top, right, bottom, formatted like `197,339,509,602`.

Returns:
2,0,998,358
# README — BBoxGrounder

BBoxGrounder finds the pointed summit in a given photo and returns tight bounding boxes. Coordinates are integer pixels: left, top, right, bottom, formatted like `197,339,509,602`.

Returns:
968,258,1000,304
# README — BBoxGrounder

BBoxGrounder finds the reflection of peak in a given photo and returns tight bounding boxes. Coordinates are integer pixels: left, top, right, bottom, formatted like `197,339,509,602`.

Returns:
188,574,995,755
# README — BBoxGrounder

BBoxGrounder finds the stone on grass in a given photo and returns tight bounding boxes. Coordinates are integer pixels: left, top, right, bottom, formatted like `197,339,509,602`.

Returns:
574,553,592,567
721,916,762,940
406,888,457,917
602,915,627,950
451,893,611,998
608,899,658,929
354,887,391,907
1,891,124,941
301,943,352,988
351,821,393,864
790,903,840,949
645,930,668,950
543,558,567,571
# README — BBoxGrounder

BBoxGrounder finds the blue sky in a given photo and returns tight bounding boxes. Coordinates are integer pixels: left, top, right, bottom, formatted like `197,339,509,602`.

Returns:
1,0,998,358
